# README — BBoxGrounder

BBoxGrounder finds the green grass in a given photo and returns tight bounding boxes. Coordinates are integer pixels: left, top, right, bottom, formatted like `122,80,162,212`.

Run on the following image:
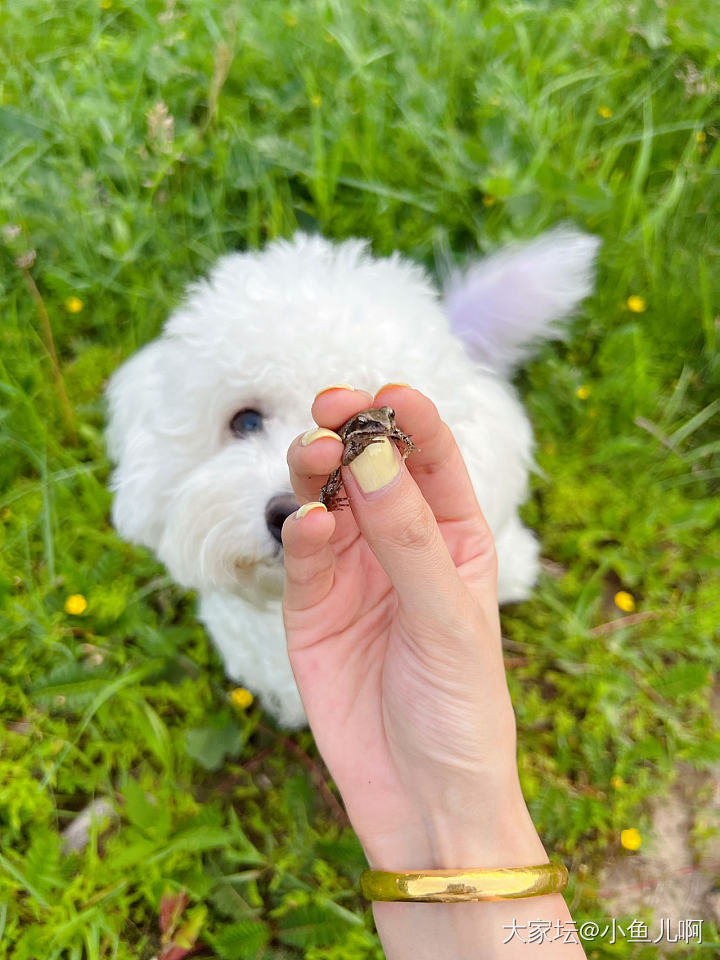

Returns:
1,0,719,956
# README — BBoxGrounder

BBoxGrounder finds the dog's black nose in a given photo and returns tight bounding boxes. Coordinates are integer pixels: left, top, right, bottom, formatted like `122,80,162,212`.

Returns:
265,494,300,544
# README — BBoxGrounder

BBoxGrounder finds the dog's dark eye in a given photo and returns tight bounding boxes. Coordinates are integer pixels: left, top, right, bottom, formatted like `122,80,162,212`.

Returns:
230,408,264,437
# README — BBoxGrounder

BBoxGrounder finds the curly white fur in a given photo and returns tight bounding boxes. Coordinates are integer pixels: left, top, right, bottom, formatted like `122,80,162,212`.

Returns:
106,229,600,727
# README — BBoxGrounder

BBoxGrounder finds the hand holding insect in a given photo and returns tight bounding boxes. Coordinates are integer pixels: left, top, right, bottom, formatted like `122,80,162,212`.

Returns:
281,383,580,958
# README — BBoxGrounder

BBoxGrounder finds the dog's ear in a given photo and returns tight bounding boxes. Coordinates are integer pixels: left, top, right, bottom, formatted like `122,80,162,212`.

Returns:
105,338,175,552
443,226,601,376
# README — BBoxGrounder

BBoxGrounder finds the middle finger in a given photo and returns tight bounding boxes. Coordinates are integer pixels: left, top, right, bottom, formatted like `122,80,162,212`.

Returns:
372,383,492,534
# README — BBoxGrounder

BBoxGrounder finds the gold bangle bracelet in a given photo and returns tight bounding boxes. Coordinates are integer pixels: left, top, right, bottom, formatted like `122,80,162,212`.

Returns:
360,862,568,902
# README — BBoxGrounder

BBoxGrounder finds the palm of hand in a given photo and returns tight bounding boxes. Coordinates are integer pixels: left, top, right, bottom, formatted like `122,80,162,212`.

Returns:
284,510,511,850
282,386,518,860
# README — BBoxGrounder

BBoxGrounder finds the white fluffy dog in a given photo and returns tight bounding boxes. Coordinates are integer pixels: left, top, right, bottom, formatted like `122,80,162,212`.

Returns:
106,228,599,728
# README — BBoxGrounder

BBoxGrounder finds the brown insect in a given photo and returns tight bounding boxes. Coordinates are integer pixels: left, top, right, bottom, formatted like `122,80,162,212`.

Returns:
319,406,417,510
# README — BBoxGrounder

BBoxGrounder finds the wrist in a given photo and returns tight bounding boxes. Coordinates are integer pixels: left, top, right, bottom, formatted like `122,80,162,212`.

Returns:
359,778,547,871
424,792,549,868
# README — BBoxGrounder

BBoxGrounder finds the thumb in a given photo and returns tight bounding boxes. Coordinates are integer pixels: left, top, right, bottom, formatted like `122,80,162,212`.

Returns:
341,439,466,622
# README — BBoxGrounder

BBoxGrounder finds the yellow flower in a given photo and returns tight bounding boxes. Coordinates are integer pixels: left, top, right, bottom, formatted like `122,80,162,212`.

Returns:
610,776,625,790
482,194,497,207
65,296,84,314
101,0,112,7
614,591,636,613
626,295,646,313
65,594,88,615
284,12,298,26
696,130,707,143
310,94,322,108
598,105,613,119
230,687,254,710
621,828,642,851
576,385,590,400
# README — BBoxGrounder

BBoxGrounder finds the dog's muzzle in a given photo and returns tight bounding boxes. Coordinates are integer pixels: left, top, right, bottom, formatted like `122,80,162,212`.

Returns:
265,494,300,544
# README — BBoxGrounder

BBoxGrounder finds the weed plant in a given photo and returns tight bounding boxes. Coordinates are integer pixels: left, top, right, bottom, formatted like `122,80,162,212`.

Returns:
1,1,718,957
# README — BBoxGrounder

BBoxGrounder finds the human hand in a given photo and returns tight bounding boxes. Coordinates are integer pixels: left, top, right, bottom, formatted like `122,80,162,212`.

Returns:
282,384,546,871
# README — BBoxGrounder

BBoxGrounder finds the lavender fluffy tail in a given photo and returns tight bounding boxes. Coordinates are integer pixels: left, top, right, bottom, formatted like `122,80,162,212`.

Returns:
444,226,601,375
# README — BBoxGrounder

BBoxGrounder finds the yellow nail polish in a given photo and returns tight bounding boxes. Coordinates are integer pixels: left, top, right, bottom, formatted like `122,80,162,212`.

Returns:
315,383,354,398
297,501,328,519
301,427,343,446
348,439,400,493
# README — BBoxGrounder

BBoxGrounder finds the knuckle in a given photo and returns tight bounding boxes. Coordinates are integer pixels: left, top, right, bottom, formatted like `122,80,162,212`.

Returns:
287,557,333,589
482,536,499,577
389,507,437,552
464,522,498,579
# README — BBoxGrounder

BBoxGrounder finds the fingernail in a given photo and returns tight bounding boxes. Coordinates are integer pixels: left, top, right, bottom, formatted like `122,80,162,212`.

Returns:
296,501,328,519
301,427,343,446
377,381,411,392
348,438,400,494
315,383,354,399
